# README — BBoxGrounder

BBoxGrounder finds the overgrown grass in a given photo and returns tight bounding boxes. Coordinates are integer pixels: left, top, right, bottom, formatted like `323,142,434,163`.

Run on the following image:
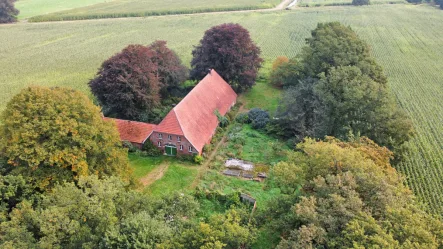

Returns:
128,154,164,178
145,163,198,197
221,124,288,165
26,0,280,22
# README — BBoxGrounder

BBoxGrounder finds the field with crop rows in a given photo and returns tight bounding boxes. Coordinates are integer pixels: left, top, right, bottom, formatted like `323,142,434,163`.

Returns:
0,5,442,214
20,0,281,22
297,0,405,7
16,0,111,19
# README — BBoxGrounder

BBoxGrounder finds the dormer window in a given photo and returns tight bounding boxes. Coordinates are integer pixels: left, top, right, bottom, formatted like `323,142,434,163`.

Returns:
158,133,163,139
168,135,172,140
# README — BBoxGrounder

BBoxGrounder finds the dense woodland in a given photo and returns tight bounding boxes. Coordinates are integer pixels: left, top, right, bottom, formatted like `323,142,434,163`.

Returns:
1,20,442,248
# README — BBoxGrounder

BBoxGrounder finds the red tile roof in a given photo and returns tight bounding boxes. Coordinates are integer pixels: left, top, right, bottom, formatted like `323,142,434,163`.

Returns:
104,117,156,144
155,69,237,153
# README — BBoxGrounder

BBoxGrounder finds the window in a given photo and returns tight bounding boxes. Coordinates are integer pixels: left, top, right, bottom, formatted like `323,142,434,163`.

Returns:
177,136,181,142
158,141,161,147
168,135,172,140
180,145,183,151
188,146,192,152
158,133,163,139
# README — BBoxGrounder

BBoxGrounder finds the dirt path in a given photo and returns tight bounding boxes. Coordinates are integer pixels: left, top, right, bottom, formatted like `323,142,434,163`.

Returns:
18,0,293,24
139,161,169,187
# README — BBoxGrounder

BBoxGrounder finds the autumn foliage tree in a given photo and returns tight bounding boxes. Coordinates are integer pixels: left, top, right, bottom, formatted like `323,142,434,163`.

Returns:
0,0,19,24
190,23,263,93
0,86,131,190
269,138,443,248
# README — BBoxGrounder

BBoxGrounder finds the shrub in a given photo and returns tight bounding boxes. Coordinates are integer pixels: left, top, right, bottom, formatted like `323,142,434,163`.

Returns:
142,141,162,156
235,112,250,124
194,155,204,165
352,0,370,5
123,141,138,153
248,108,270,130
176,153,195,162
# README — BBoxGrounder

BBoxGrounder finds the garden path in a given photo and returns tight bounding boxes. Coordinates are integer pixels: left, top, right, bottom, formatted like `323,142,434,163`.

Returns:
139,161,169,186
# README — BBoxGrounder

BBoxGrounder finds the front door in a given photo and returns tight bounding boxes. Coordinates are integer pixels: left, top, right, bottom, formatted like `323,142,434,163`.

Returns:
165,145,177,156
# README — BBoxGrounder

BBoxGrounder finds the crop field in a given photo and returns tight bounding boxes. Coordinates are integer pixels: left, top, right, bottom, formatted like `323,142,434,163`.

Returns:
297,0,405,7
17,0,281,22
0,5,442,214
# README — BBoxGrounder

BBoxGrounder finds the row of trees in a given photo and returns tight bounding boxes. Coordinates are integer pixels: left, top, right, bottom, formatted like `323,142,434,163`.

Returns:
270,22,413,157
90,23,262,122
0,0,18,24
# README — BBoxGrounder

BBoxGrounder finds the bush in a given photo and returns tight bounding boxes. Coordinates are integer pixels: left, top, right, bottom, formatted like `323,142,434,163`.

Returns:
142,141,162,156
123,141,138,153
352,0,370,5
235,112,250,124
194,155,204,165
248,108,270,130
176,153,195,163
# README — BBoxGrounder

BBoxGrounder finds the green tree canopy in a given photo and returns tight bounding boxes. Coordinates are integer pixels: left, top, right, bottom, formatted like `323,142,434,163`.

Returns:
269,138,443,248
0,86,131,190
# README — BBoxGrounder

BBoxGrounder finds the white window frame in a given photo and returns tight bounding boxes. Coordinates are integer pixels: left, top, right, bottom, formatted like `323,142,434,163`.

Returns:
180,145,183,151
168,135,172,141
158,141,161,147
188,146,192,152
177,136,181,142
158,133,163,140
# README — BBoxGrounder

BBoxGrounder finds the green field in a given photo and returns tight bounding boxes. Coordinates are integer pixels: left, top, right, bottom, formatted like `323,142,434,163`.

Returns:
16,0,280,21
129,154,163,178
1,5,442,214
297,0,405,7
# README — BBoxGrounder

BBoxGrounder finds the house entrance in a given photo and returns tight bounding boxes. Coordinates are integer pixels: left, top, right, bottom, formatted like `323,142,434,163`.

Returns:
165,144,177,156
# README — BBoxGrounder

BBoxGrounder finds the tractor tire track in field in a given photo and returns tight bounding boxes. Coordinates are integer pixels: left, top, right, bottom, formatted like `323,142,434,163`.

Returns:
140,161,169,187
18,0,294,24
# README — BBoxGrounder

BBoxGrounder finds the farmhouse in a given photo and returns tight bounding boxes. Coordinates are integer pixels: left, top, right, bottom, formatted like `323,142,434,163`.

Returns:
103,118,156,149
106,69,237,156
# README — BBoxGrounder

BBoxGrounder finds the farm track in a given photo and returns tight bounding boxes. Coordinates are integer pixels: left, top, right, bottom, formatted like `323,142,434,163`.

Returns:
139,161,169,187
17,0,293,24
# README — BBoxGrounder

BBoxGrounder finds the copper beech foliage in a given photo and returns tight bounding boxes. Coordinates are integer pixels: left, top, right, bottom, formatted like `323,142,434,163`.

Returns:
0,86,131,190
190,23,263,93
0,0,19,23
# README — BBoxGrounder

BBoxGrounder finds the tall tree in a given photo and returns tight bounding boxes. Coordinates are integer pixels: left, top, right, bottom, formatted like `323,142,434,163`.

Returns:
0,0,19,24
148,40,188,98
89,44,161,120
190,23,263,93
0,86,131,190
295,22,387,85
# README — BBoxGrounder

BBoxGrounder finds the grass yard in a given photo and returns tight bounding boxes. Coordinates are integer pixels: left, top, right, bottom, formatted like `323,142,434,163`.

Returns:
1,4,443,214
128,154,163,178
145,163,198,197
20,0,281,22
221,124,288,165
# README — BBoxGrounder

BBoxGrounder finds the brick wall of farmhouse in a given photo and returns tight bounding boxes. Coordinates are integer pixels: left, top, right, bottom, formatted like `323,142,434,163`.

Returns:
149,132,198,155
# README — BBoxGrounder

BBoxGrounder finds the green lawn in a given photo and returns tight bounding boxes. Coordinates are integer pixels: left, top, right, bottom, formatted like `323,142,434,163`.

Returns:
128,154,163,178
18,0,281,21
145,163,198,197
1,4,443,214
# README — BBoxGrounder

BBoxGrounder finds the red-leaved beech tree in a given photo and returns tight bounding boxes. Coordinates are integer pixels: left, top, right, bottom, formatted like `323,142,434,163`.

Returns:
190,23,263,93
